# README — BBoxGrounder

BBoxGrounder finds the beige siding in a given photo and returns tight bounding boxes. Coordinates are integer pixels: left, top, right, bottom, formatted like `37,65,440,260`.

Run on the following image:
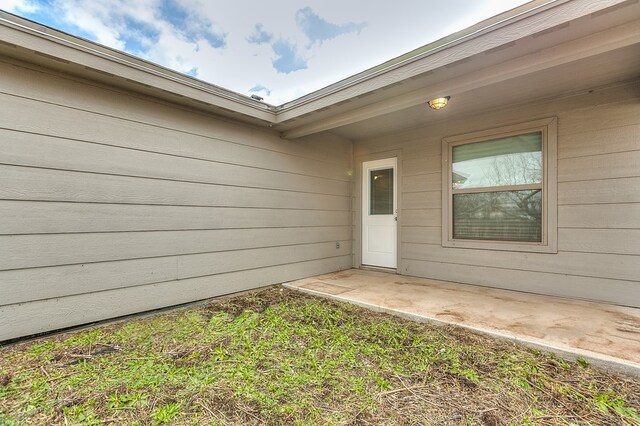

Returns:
0,59,353,341
0,259,345,340
354,81,640,307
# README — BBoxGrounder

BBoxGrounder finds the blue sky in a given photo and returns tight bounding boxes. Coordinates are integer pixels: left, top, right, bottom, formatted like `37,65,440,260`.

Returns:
0,0,530,104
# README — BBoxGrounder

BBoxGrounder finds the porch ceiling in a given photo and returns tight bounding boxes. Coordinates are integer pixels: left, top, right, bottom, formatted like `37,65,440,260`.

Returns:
328,44,640,141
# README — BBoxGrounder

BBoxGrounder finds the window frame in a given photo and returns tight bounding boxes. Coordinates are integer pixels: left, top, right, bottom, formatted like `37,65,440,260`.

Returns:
441,117,558,253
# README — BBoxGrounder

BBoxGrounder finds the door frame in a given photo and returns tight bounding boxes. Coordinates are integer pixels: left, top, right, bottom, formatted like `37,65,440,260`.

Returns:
354,149,403,271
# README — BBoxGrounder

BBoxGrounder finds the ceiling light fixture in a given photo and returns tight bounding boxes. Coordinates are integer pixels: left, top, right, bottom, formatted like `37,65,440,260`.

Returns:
428,96,450,110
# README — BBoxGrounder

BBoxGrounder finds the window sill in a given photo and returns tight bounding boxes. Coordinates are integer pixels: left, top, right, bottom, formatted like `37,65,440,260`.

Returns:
442,239,558,254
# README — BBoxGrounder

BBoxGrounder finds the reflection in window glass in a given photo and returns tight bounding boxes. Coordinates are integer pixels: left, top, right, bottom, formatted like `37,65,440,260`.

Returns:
370,168,393,215
452,132,542,189
453,190,542,242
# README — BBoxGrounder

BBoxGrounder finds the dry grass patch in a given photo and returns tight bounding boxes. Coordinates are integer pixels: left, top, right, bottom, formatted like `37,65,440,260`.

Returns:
1,287,639,425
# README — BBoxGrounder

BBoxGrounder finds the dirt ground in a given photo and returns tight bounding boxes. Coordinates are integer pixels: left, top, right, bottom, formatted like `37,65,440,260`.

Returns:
1,287,639,425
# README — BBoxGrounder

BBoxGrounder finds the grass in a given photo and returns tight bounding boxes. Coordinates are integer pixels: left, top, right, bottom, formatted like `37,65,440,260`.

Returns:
1,287,639,425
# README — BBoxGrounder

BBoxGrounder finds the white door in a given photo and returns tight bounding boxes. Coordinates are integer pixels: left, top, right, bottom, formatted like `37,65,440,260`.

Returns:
362,158,397,268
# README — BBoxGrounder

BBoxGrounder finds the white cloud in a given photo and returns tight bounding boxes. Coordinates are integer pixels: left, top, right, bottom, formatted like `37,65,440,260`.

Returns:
55,1,126,49
0,0,39,13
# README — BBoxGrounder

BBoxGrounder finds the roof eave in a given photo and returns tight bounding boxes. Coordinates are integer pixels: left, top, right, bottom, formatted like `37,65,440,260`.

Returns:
0,11,278,124
275,0,562,114
275,0,635,126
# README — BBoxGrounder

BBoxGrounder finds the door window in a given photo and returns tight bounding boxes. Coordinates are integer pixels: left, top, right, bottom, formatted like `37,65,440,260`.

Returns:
369,168,393,215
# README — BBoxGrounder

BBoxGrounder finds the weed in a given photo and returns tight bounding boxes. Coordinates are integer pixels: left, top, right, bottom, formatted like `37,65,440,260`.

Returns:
595,390,640,420
577,357,590,368
152,402,182,424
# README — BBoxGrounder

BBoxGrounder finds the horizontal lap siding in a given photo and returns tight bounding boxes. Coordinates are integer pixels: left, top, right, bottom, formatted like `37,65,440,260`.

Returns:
0,201,351,234
0,61,348,167
0,60,353,340
0,128,349,195
0,258,350,340
354,81,640,307
0,166,349,210
0,228,351,270
0,242,353,306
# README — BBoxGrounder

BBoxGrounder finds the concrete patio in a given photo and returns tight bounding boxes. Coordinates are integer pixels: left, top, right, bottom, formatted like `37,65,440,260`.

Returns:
285,269,640,377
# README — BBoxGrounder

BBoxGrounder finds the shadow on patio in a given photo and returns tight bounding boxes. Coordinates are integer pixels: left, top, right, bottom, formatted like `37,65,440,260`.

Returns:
285,269,640,377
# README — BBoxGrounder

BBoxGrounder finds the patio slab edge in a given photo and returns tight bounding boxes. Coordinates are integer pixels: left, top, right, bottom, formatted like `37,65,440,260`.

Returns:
284,283,640,379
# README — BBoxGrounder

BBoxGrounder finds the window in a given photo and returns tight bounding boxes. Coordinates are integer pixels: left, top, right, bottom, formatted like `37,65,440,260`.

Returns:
442,118,557,253
369,168,394,215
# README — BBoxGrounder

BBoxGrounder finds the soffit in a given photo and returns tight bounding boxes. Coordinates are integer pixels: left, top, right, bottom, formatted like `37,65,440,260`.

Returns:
330,44,640,141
